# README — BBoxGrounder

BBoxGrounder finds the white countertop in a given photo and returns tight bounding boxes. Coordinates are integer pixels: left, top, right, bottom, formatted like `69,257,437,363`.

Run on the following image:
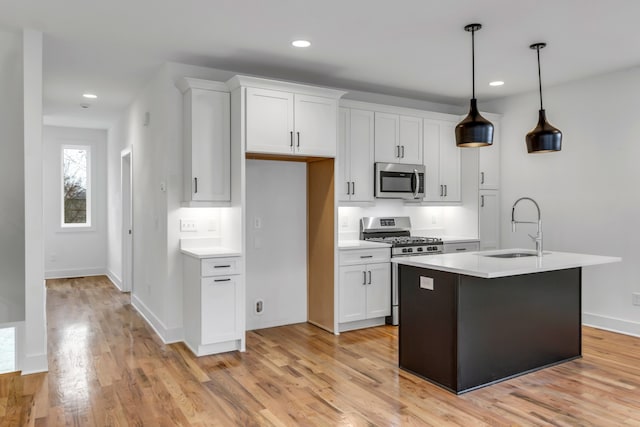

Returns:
338,240,392,250
180,246,241,259
440,236,480,244
392,248,621,278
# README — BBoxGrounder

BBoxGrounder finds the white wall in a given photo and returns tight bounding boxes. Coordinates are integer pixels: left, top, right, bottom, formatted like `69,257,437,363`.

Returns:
0,28,25,324
43,126,107,278
245,160,307,330
483,67,640,336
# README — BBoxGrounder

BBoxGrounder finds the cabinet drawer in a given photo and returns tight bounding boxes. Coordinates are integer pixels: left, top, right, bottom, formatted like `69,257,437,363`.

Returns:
443,242,480,254
339,248,390,266
201,257,241,277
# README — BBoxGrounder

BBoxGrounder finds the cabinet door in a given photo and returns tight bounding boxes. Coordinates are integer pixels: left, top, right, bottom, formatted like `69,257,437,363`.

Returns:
479,121,500,189
374,112,400,163
201,276,240,344
349,109,375,202
366,262,391,319
479,190,500,250
438,122,461,202
245,87,294,155
188,89,231,202
422,120,441,202
294,94,337,157
337,108,351,201
339,265,367,323
399,116,423,164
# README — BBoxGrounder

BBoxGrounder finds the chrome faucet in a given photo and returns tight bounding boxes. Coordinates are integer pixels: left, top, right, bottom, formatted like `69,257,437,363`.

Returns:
511,197,543,257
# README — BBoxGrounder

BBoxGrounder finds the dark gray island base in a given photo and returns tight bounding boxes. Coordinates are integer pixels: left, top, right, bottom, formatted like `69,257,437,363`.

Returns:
398,264,582,394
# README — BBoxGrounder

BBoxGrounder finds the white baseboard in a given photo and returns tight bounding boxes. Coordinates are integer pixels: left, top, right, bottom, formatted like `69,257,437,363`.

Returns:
131,294,183,344
106,270,123,291
20,352,48,375
45,267,106,280
583,312,640,338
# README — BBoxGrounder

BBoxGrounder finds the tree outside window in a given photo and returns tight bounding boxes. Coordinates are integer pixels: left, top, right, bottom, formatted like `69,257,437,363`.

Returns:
62,146,91,227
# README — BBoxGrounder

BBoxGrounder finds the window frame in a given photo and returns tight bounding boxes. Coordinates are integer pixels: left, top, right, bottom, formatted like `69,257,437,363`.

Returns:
60,144,92,229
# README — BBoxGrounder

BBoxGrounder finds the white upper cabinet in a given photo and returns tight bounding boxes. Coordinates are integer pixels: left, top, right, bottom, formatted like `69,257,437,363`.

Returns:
479,117,500,189
229,76,346,158
245,87,294,155
423,119,460,202
338,108,375,202
374,113,422,164
177,78,231,206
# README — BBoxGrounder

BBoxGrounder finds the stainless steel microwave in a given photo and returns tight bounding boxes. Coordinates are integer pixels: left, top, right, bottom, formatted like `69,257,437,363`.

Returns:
374,162,425,199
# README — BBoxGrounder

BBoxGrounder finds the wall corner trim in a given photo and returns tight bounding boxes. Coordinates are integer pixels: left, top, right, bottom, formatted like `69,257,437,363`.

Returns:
131,294,183,344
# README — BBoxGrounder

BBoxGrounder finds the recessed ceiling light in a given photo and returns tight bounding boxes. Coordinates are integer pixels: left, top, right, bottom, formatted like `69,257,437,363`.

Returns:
291,40,311,48
489,81,504,87
83,93,98,99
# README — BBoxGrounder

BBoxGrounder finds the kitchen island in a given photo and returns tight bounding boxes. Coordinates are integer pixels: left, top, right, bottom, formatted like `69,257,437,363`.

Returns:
393,249,620,394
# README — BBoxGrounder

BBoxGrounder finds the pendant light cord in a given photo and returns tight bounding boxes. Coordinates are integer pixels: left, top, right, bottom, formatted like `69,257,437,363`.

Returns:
471,28,475,99
537,46,543,110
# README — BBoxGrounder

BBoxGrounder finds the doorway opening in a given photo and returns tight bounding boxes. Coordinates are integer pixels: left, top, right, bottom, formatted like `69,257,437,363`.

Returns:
121,148,133,292
0,326,16,373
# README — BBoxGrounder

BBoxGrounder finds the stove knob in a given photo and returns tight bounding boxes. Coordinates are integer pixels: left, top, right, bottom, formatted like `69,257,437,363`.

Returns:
417,247,423,252
402,248,408,253
407,248,413,253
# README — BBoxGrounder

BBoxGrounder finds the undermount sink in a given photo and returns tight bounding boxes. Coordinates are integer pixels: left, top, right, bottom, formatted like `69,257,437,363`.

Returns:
483,252,538,259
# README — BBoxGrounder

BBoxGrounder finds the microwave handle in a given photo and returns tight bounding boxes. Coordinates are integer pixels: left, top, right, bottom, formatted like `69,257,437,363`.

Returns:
412,169,420,199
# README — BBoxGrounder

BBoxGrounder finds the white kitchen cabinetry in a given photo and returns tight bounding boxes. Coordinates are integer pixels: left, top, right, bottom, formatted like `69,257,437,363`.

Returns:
443,241,480,254
338,108,374,202
479,118,501,189
229,76,345,157
177,78,231,207
338,248,391,332
183,255,245,356
479,190,500,250
374,113,422,164
423,119,461,202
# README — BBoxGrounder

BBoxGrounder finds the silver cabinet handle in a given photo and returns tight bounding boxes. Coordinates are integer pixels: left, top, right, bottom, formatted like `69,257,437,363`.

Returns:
396,145,400,158
368,270,372,284
444,185,448,197
290,131,293,147
296,131,300,147
351,181,355,195
347,182,351,195
456,248,467,251
214,265,231,268
401,145,405,158
194,177,198,194
214,278,231,282
480,172,485,184
481,195,485,207
362,271,367,285
412,169,420,199
360,255,373,259
440,185,443,197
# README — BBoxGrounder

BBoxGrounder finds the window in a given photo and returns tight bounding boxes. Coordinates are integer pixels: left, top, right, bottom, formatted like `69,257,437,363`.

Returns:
62,145,91,227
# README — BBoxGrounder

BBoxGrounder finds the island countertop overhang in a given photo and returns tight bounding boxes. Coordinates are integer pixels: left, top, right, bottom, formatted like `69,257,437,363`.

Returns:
392,248,621,278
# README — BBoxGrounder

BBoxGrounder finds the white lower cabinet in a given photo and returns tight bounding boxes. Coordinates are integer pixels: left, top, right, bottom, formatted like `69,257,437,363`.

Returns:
183,255,245,356
443,241,480,254
338,248,391,332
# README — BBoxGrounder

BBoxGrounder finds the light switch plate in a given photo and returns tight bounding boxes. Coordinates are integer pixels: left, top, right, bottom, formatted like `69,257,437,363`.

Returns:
180,219,197,232
420,276,434,290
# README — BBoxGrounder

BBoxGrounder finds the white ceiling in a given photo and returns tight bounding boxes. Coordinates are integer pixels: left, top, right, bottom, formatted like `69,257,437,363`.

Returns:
2,0,640,129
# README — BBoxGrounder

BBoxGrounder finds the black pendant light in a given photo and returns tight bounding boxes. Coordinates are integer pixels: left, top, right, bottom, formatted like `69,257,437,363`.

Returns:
526,43,562,153
455,23,494,147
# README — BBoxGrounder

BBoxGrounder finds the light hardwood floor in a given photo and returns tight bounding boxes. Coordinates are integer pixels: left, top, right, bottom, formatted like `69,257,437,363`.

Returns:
1,275,640,426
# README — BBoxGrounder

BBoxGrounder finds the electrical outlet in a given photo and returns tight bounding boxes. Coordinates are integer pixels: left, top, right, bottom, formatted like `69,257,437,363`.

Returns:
180,219,197,232
633,292,640,306
254,216,262,229
255,299,264,315
340,215,349,229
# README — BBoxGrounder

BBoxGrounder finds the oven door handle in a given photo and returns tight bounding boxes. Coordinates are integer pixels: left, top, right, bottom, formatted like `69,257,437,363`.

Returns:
412,169,420,199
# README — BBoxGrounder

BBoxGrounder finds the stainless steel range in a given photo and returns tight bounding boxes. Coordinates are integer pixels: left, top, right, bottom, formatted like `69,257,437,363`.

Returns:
360,216,443,325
